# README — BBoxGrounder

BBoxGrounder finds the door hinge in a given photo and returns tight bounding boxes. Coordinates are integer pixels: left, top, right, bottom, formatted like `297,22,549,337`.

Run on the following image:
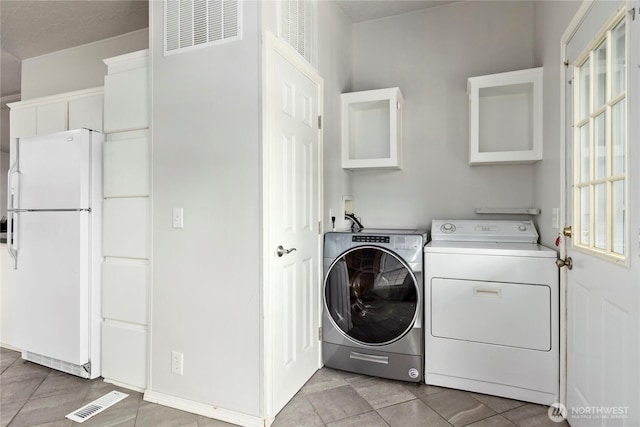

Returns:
318,327,323,340
318,221,322,235
629,7,636,21
318,116,322,129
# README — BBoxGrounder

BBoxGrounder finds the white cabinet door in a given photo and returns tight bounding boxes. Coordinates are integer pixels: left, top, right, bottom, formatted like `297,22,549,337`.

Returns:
102,323,147,388
102,261,148,325
103,198,149,259
104,67,148,132
10,108,37,163
103,133,149,198
10,108,37,140
36,101,68,135
69,94,104,132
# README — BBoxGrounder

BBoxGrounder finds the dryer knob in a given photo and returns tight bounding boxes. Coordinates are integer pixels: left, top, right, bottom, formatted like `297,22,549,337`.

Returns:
441,223,456,233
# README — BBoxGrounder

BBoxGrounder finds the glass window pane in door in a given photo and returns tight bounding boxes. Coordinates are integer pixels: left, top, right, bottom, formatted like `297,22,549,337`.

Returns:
594,112,606,179
612,99,625,175
580,123,590,182
594,183,606,249
594,41,607,108
579,59,591,120
612,20,626,97
580,186,590,246
612,180,625,254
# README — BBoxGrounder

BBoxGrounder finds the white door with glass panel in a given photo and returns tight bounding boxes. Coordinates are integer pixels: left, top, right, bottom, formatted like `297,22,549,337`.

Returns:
562,1,639,425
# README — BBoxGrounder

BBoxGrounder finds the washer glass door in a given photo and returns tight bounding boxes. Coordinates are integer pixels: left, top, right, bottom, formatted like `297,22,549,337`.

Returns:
324,246,418,345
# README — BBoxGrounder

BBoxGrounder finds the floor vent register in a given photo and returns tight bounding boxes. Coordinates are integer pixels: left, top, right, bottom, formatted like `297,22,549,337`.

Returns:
66,390,129,423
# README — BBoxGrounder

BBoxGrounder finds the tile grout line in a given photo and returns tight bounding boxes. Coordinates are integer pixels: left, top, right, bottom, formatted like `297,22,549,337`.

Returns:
4,356,50,427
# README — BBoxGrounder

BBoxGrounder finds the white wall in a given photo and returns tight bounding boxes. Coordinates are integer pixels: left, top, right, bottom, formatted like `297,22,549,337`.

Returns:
348,1,538,230
318,1,354,231
149,0,262,416
21,29,148,100
533,0,581,248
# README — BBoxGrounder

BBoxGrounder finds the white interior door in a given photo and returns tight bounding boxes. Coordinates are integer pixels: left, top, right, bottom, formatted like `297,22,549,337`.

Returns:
562,2,639,425
264,32,323,417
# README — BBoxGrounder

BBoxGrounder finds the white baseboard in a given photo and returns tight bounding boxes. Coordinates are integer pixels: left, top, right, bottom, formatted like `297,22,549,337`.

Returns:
0,343,21,352
102,377,146,394
143,390,271,427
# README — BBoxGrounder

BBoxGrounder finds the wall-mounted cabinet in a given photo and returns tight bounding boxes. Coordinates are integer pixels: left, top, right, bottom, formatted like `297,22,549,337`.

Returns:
341,87,403,170
103,50,149,133
468,68,543,165
101,49,150,392
8,88,104,165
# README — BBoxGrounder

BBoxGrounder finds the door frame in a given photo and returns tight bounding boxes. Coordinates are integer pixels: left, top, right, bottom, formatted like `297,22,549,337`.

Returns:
261,31,324,419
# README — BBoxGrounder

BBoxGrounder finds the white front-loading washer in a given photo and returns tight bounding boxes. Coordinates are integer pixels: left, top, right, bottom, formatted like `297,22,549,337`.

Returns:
424,220,559,405
323,229,427,382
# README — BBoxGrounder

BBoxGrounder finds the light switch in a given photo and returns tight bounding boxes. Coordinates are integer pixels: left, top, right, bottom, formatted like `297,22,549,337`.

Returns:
172,208,184,229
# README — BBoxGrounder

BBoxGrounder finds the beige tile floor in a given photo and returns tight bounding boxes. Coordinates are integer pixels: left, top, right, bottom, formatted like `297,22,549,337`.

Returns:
1,347,567,427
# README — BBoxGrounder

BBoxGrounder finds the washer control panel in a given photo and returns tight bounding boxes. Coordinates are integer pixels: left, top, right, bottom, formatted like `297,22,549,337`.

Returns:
352,235,390,243
431,220,539,243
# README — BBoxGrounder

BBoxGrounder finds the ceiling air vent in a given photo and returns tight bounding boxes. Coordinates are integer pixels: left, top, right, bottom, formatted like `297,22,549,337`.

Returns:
279,0,317,67
165,0,241,56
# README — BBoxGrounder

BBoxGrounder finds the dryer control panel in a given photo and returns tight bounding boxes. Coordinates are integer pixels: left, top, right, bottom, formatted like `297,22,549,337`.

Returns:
431,220,539,243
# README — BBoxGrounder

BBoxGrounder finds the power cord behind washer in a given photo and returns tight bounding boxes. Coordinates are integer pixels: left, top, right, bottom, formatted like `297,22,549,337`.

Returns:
345,212,364,231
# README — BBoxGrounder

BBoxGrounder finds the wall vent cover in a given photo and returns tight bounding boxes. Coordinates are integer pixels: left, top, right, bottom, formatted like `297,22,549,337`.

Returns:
278,0,317,67
164,0,241,56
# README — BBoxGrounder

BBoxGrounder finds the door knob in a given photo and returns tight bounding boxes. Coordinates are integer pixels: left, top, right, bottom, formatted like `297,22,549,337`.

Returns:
556,257,573,270
276,245,297,257
562,226,573,238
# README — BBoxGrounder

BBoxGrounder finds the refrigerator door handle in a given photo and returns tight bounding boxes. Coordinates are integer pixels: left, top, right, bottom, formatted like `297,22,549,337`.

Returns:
7,160,19,211
6,211,17,269
6,160,19,269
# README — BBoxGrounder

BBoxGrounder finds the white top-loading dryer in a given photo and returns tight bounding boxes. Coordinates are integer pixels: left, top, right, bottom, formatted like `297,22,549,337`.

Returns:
424,220,559,405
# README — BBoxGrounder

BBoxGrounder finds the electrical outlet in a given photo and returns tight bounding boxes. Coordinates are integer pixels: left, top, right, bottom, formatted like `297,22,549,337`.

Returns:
342,196,353,229
171,351,183,375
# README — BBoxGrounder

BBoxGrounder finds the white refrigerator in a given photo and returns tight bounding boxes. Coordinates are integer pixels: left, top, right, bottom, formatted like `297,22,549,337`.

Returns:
6,128,103,379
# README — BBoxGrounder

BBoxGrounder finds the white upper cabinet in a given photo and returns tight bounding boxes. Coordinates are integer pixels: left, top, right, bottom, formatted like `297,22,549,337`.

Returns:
468,68,543,165
9,88,104,163
103,50,149,133
341,87,403,170
36,101,68,135
69,94,104,132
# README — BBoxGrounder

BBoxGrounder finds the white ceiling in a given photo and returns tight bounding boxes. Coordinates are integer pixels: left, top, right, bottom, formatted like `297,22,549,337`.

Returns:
0,0,455,98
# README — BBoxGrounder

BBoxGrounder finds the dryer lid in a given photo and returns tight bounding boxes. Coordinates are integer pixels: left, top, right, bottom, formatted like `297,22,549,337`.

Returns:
431,220,539,243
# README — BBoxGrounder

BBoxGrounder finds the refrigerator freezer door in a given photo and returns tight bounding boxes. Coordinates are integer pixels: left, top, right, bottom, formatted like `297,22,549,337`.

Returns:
15,129,91,210
12,211,91,366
